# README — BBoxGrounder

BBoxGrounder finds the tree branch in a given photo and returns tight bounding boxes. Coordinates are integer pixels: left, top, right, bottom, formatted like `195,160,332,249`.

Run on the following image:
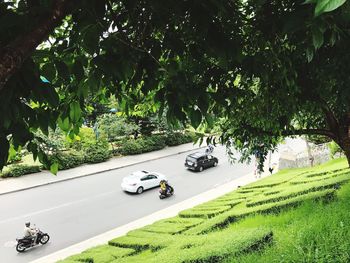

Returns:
282,128,336,139
0,0,70,91
242,123,336,140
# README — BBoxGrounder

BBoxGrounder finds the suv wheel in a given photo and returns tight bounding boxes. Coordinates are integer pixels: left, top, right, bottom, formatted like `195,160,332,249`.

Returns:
198,166,204,172
213,161,218,167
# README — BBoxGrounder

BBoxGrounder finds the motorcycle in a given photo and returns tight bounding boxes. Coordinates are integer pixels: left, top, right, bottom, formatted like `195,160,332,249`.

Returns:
159,185,174,199
16,228,50,253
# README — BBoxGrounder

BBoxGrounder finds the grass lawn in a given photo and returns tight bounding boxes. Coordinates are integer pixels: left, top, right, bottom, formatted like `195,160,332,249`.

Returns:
59,158,350,263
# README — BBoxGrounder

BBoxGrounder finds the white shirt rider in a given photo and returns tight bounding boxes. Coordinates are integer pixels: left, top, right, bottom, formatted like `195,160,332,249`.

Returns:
24,222,36,238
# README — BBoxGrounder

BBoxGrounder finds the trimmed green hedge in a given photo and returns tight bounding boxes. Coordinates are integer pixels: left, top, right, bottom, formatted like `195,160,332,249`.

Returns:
0,164,41,178
48,150,85,170
115,132,195,156
116,135,166,155
110,227,272,263
61,245,135,263
165,132,194,146
84,144,111,163
246,173,349,207
185,189,336,235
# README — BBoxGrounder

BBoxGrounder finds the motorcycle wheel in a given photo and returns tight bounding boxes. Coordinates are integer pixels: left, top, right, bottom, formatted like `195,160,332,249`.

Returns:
16,243,26,253
39,234,50,244
159,195,165,199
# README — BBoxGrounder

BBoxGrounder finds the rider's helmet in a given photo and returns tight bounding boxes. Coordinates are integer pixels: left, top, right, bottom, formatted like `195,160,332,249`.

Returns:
25,222,30,227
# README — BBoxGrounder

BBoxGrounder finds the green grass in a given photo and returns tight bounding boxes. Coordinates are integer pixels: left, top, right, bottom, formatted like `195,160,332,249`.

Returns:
59,158,350,263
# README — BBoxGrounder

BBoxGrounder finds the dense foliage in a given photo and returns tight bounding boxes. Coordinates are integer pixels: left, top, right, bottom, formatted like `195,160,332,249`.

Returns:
1,0,350,171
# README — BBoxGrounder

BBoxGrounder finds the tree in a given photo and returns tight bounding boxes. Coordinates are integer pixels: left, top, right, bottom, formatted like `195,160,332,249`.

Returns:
97,113,139,141
1,0,350,171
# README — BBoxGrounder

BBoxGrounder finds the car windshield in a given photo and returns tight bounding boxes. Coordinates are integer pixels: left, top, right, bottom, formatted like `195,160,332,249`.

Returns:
186,157,197,162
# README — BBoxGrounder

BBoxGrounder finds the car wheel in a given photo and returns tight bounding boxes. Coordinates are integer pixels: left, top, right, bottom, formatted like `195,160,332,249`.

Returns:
137,187,144,194
198,166,204,172
213,161,218,167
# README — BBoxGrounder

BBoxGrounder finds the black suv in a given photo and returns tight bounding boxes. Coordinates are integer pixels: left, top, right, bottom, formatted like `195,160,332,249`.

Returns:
185,152,218,172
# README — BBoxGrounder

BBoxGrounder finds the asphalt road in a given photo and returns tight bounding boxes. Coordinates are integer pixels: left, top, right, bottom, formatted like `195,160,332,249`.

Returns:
0,146,254,263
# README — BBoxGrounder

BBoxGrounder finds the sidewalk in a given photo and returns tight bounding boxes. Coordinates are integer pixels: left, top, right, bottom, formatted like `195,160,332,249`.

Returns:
0,142,205,196
32,169,271,263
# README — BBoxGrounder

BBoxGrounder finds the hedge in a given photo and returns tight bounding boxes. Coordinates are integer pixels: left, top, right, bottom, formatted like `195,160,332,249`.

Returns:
0,164,41,178
185,189,336,235
165,132,194,146
48,150,85,170
84,144,111,163
115,132,195,156
109,227,272,263
61,245,135,263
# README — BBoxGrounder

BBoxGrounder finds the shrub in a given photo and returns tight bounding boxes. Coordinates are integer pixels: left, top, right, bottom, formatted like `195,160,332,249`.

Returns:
142,135,166,150
69,127,97,151
48,150,85,170
165,132,194,146
84,143,112,163
1,164,41,178
116,135,167,155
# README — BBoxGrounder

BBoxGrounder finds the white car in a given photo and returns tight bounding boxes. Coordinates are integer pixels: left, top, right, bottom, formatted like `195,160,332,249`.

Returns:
121,170,167,194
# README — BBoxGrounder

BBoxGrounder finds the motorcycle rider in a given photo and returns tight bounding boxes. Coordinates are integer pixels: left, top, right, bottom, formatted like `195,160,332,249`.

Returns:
24,222,37,244
159,180,173,196
205,144,214,155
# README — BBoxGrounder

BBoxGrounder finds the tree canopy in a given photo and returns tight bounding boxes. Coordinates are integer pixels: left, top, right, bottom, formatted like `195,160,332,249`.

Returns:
1,0,350,171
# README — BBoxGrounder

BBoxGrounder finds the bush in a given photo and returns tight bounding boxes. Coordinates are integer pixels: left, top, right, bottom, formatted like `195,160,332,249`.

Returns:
48,150,85,170
69,127,97,151
84,143,111,163
116,135,167,155
165,132,194,146
1,164,41,178
142,135,166,150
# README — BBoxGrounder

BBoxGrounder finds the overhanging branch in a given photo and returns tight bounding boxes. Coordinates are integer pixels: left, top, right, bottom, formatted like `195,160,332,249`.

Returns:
282,129,336,139
0,0,70,91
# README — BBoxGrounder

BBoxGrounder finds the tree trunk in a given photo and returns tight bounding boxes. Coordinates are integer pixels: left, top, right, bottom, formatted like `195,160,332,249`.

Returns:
337,135,350,167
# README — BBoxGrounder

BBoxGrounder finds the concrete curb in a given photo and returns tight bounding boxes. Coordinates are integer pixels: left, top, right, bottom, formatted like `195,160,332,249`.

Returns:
0,146,206,196
31,171,269,263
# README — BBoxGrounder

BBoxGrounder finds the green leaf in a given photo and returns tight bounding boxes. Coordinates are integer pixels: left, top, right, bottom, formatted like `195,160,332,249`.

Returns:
312,27,324,49
50,162,58,175
41,82,59,107
69,101,82,123
72,59,85,82
82,25,100,55
306,48,314,62
55,60,70,81
41,62,56,82
38,113,49,135
315,0,347,16
7,144,17,162
189,109,202,129
58,116,70,131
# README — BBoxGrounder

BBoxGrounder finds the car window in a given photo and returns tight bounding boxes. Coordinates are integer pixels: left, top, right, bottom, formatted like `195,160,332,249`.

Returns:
187,157,197,162
141,176,149,181
148,175,157,179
